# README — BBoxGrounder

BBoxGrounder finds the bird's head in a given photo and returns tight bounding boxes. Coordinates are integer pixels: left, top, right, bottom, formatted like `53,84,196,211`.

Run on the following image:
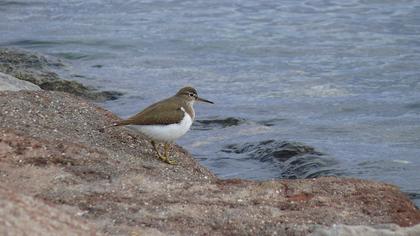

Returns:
176,86,214,104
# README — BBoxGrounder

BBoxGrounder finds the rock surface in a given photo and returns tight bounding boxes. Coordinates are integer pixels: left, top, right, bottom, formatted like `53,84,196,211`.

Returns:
0,186,99,236
0,90,419,235
0,71,41,91
311,224,420,236
0,48,122,101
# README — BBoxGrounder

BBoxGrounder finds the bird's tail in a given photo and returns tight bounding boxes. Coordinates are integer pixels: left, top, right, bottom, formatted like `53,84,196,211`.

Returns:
98,120,126,132
112,119,132,126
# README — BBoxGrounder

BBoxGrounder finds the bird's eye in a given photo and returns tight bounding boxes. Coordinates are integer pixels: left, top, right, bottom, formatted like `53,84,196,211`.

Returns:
189,93,194,97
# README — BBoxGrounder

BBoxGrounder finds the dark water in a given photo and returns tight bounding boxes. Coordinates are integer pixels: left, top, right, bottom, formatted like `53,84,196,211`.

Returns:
1,0,420,206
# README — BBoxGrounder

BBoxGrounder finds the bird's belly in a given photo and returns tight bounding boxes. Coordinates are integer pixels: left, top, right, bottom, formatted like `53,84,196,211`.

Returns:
133,113,193,142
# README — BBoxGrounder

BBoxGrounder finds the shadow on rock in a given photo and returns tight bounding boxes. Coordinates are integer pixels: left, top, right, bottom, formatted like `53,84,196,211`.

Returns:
222,140,340,179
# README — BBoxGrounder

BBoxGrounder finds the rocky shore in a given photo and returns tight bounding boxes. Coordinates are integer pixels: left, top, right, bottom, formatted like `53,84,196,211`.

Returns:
0,48,122,101
1,48,420,235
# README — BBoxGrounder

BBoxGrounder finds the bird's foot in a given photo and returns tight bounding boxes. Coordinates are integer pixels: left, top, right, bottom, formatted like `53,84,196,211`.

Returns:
161,143,177,165
159,155,177,165
151,141,177,165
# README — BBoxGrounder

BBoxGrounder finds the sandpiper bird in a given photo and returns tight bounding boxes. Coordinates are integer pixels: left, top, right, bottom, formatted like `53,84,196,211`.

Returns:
113,86,213,164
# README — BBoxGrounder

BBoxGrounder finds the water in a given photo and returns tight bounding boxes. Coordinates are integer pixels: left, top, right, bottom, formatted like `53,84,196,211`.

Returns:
1,0,420,206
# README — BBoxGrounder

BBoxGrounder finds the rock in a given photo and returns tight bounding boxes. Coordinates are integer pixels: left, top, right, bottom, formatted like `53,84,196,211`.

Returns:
194,117,246,130
0,90,419,235
0,185,99,236
222,140,321,161
311,224,420,236
0,72,40,91
222,140,339,178
0,48,122,101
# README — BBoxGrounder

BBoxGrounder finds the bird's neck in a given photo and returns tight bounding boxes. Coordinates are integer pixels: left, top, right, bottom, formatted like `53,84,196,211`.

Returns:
183,100,195,120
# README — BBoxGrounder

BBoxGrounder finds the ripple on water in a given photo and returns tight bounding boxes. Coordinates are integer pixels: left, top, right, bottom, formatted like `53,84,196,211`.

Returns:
193,117,246,130
406,193,420,209
221,139,340,179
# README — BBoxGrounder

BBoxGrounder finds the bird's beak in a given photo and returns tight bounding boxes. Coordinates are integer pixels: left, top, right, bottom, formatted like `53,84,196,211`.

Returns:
197,96,214,104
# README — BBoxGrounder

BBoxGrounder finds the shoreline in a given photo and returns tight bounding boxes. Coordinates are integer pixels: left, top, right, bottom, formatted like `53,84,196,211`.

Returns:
1,48,419,235
0,47,122,101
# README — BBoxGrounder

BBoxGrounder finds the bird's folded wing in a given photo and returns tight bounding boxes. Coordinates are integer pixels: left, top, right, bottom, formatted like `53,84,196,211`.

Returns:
115,99,185,126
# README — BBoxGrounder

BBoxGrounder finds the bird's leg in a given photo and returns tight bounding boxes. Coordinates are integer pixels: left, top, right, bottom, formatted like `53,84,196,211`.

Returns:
151,140,163,158
163,143,177,165
151,140,176,165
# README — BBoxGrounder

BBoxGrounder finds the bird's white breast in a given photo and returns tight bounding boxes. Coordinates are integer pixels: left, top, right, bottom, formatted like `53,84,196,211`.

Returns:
134,109,193,142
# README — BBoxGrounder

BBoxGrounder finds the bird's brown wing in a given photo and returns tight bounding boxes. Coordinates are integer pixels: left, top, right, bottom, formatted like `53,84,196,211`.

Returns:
114,97,185,126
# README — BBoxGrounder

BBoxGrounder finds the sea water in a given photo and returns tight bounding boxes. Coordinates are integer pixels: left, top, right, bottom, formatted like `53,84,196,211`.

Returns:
1,0,419,206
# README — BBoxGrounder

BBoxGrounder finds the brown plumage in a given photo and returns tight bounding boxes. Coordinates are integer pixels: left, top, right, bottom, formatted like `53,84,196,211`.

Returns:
113,86,211,127
113,96,191,126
